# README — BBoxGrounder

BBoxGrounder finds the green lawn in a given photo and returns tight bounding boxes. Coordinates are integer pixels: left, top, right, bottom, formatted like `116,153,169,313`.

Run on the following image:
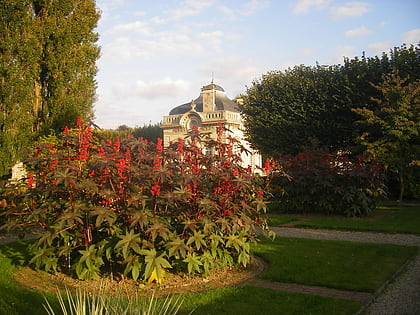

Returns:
252,237,418,292
267,215,298,226
0,240,363,315
178,285,361,315
294,205,420,234
0,240,57,315
2,228,417,314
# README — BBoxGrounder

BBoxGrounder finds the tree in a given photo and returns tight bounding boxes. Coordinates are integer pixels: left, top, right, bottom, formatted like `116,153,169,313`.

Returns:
241,64,356,155
32,0,100,134
353,71,420,201
0,0,100,176
132,123,163,143
99,124,163,144
0,0,39,176
241,44,420,156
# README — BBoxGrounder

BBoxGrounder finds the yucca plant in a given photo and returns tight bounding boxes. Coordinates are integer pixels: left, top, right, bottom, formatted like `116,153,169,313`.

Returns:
43,286,185,315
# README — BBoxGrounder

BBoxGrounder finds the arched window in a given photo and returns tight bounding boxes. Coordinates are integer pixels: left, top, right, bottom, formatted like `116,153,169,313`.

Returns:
187,115,201,129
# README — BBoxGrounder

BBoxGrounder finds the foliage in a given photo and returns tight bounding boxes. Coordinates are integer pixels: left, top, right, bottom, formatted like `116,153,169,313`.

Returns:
241,44,420,157
44,287,183,315
353,71,420,201
0,0,100,177
0,0,39,176
241,64,353,155
1,119,273,281
271,147,386,216
99,124,163,143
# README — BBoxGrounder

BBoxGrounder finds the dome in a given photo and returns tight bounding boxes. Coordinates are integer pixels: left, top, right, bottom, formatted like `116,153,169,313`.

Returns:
201,83,224,91
169,82,239,115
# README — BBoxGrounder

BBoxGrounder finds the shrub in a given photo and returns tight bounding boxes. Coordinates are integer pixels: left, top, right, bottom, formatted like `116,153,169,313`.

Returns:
0,119,273,281
270,147,386,216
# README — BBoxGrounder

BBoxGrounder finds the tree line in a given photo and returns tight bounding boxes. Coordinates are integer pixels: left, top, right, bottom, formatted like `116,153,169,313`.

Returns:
241,44,420,200
1,1,418,200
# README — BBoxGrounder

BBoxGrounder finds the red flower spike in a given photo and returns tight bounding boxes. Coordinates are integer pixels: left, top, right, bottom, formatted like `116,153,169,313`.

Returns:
27,173,35,187
216,122,224,137
156,138,163,153
177,138,184,154
76,116,83,128
153,155,162,170
113,137,121,153
98,146,106,157
263,158,272,172
151,183,161,196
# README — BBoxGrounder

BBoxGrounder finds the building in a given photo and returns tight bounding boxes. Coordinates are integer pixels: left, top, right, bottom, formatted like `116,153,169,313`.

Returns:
161,81,262,171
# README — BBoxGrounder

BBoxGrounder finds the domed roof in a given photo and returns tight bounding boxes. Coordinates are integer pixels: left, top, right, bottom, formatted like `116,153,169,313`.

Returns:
169,82,239,115
201,83,225,91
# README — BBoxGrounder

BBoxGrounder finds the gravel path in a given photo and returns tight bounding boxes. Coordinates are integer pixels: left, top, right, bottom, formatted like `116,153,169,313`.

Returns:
270,227,420,315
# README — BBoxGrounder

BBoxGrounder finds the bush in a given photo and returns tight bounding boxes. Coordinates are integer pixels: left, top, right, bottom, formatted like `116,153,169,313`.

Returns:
270,148,386,216
0,119,273,282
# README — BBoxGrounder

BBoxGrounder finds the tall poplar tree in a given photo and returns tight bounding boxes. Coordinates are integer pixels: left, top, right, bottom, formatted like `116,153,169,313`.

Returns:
0,0,100,176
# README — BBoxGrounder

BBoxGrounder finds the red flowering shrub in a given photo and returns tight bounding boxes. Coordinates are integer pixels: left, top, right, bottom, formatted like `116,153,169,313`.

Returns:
271,148,386,216
1,119,273,281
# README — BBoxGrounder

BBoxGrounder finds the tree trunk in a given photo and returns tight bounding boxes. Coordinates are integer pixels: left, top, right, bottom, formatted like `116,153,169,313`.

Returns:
398,169,404,202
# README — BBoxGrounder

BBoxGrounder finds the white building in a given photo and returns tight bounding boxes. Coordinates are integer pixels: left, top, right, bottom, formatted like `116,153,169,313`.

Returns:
161,82,262,171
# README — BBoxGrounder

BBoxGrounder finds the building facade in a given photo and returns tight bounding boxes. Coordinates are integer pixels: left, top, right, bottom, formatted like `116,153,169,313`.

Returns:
161,82,262,171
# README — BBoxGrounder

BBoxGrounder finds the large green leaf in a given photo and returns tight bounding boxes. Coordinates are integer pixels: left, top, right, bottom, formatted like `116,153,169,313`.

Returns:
139,248,172,281
115,230,142,259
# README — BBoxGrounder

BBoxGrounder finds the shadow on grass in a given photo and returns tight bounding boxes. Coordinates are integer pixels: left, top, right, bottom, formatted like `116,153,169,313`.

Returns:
0,240,58,315
0,239,34,266
178,285,362,315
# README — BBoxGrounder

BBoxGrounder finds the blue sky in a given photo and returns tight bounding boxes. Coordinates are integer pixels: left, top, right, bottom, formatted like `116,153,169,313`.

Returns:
93,0,420,129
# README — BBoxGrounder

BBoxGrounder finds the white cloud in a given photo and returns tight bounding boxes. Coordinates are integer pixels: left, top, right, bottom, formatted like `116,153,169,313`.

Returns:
300,48,314,57
330,2,371,19
293,0,333,14
96,0,125,24
102,21,228,62
165,0,215,21
345,26,372,38
401,29,420,45
108,21,151,35
199,55,266,95
113,77,192,100
242,0,270,15
367,41,393,56
134,11,146,16
327,45,357,64
218,0,269,20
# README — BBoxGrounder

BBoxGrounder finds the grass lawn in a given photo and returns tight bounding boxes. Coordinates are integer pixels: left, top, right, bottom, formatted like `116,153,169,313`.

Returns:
0,240,362,315
294,205,420,234
0,240,57,315
267,215,298,226
252,237,418,293
178,285,361,315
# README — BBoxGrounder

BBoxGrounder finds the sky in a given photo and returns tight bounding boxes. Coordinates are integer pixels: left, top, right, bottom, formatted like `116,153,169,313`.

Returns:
93,0,420,129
